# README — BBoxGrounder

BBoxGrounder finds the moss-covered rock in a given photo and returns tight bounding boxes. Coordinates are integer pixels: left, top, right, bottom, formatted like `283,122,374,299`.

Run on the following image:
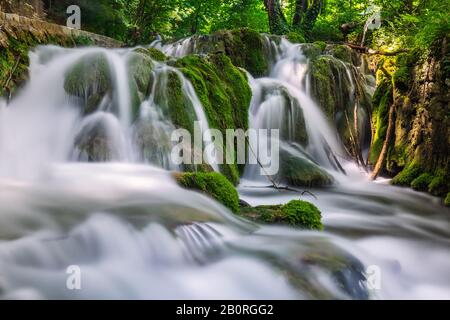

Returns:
64,53,112,115
370,80,393,164
0,14,121,98
169,28,269,77
428,169,449,197
371,38,449,200
175,53,252,184
392,163,423,186
309,55,354,120
308,54,371,154
134,47,167,62
327,45,356,65
445,193,450,207
313,41,327,52
299,43,323,60
411,173,433,191
279,149,334,187
74,115,121,162
287,32,306,44
239,200,323,230
174,172,239,213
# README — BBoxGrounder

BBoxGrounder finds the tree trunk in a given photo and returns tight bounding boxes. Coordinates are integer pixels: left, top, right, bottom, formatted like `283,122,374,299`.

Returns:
263,0,289,34
370,81,397,180
301,0,323,40
292,0,308,27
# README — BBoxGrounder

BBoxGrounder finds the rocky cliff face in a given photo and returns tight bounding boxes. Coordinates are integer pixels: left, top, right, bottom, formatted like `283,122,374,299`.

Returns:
370,37,449,199
0,12,122,97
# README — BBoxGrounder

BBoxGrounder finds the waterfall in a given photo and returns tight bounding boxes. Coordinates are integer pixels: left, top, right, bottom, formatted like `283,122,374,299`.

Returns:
0,45,219,176
0,38,448,300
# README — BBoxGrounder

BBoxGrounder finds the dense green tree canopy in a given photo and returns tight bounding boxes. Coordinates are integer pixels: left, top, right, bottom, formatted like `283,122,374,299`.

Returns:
41,0,448,53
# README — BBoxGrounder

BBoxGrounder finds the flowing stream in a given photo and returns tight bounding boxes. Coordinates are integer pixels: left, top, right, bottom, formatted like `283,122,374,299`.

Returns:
0,38,448,299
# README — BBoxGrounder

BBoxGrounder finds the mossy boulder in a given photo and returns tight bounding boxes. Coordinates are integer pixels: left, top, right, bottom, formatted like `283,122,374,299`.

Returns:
428,169,449,197
392,163,423,186
299,43,323,60
313,41,327,52
175,53,252,184
327,45,356,65
279,149,334,187
369,80,393,164
308,55,357,143
127,50,155,116
64,53,112,115
411,173,433,191
134,47,167,62
171,28,269,77
254,84,309,146
239,200,323,230
174,172,239,213
73,114,122,162
152,69,198,134
445,193,450,207
287,32,306,44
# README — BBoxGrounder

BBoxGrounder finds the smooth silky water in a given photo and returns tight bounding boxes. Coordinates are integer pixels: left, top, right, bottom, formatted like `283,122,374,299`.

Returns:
0,40,448,299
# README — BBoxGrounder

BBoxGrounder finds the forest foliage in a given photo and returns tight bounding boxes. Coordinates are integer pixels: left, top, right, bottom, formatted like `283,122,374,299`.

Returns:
42,0,449,53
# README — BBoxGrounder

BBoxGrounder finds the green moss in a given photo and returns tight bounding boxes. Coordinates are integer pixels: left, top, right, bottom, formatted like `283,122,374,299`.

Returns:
300,43,323,60
313,41,327,52
213,28,268,77
239,200,323,230
411,173,433,191
64,53,112,114
281,200,323,230
174,172,239,213
279,150,334,187
0,27,100,98
391,163,423,186
445,193,450,207
134,47,167,62
127,50,155,115
370,80,393,164
428,169,448,197
392,52,419,93
309,55,355,121
154,70,197,134
74,35,95,46
329,45,353,64
287,32,306,44
175,53,252,184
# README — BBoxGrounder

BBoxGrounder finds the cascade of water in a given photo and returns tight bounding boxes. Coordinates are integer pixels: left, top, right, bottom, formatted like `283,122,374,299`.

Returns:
0,38,448,300
0,45,219,176
243,39,346,183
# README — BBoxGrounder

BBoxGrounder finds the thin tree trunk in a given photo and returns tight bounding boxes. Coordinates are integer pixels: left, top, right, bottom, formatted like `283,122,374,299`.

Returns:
292,0,308,27
263,0,289,34
301,0,323,39
370,84,396,180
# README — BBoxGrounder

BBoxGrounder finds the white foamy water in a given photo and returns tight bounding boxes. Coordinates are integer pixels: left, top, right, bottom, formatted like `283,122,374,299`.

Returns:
0,39,448,300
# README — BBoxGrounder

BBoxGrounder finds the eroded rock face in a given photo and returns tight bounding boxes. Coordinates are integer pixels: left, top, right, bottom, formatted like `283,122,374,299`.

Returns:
371,38,449,197
64,53,113,115
307,47,374,158
0,12,122,97
164,28,270,77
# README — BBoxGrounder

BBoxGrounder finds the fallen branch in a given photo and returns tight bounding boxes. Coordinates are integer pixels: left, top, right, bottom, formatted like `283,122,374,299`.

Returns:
245,135,280,191
3,55,21,90
243,185,318,199
370,83,397,180
346,43,408,56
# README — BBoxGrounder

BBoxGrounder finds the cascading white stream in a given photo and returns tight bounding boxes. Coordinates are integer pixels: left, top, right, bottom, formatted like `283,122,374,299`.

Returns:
0,39,448,299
